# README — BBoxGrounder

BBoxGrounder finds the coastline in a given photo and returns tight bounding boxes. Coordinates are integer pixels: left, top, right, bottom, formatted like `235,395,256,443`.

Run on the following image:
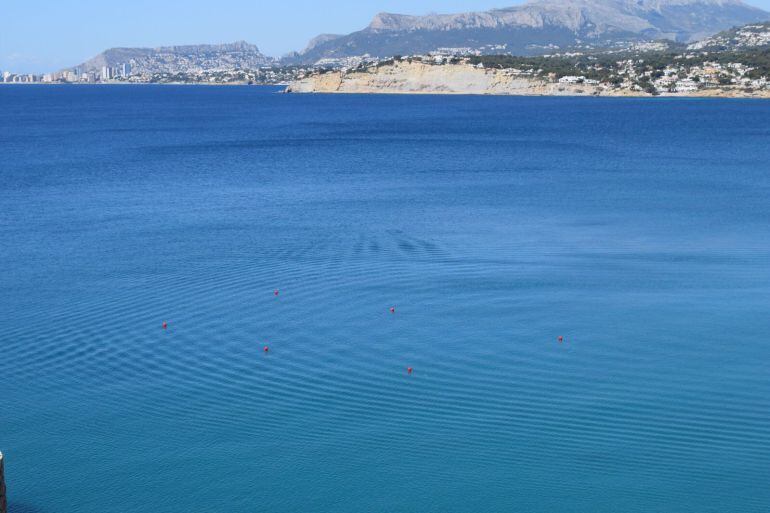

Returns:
2,80,766,98
285,61,770,99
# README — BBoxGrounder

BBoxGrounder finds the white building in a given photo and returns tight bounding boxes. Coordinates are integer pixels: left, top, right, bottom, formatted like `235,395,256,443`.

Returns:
558,75,585,84
101,66,111,81
674,79,698,93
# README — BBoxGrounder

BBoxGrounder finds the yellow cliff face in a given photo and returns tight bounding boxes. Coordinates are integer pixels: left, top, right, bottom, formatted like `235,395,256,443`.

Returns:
286,60,770,98
287,61,620,96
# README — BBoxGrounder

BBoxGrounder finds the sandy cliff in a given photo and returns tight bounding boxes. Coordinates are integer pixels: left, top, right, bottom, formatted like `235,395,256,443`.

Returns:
286,61,770,98
287,61,610,96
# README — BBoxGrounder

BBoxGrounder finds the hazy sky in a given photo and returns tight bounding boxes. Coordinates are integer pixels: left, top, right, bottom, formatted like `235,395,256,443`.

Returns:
2,0,770,73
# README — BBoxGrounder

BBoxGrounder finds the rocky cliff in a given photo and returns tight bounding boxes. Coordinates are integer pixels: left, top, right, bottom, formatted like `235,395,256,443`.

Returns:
286,61,621,96
286,59,770,98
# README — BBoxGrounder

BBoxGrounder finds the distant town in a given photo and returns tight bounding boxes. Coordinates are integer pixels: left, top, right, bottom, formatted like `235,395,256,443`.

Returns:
0,63,313,86
3,63,133,84
0,41,314,85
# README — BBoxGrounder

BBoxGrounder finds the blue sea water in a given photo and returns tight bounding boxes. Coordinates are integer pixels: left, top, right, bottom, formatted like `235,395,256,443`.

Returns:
1,85,769,513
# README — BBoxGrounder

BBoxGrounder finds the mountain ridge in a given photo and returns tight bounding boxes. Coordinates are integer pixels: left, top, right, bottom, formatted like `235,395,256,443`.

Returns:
293,0,770,63
72,41,272,74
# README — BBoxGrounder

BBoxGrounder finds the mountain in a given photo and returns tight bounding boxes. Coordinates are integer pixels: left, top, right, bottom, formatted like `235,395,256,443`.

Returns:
303,34,345,53
688,20,770,49
73,41,273,74
292,0,770,63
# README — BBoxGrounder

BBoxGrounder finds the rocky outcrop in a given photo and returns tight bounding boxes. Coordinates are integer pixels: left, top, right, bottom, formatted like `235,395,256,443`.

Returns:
1,452,6,513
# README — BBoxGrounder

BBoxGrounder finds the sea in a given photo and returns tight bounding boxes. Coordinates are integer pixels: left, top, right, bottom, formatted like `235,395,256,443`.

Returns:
1,85,769,513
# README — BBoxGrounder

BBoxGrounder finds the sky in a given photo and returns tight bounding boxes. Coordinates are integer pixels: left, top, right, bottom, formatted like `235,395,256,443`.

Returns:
2,0,770,73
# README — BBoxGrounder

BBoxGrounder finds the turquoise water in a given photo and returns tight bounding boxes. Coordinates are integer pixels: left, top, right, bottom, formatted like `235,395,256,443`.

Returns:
1,85,769,512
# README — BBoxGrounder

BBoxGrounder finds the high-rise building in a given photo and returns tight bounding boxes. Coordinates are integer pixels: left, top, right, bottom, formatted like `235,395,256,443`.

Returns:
121,63,131,78
2,71,10,83
101,66,111,81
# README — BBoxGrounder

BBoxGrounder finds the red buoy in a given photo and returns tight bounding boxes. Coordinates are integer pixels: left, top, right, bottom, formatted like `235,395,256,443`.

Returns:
558,336,564,343
263,345,269,353
274,289,279,296
407,367,413,375
390,307,396,314
162,321,168,330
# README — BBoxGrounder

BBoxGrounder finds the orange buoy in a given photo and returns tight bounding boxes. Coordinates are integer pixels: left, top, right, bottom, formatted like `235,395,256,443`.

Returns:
162,321,168,330
558,336,564,343
390,307,396,314
263,345,269,353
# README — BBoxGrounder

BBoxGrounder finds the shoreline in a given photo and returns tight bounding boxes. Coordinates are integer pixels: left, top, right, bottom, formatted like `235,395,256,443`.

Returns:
282,88,770,99
285,61,770,99
284,89,770,99
3,80,768,99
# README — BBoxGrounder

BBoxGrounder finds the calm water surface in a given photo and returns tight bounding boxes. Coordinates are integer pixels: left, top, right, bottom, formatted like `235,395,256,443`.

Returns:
1,85,769,512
